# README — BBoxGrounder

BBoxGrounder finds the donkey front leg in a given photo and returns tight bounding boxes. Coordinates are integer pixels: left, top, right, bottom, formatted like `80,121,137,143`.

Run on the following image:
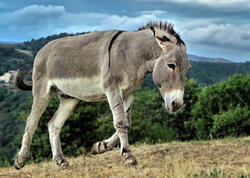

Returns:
92,94,134,154
93,93,134,154
106,89,137,167
48,96,79,168
92,132,119,154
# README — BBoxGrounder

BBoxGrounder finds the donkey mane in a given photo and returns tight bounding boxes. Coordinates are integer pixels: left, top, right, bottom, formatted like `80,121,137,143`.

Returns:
137,21,185,46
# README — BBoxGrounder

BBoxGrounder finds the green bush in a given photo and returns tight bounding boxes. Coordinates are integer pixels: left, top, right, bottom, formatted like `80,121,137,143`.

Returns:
191,74,250,139
0,148,10,167
144,123,177,144
212,106,250,137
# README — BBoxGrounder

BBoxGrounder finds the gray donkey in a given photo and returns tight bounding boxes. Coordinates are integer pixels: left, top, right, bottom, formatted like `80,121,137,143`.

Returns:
14,21,191,169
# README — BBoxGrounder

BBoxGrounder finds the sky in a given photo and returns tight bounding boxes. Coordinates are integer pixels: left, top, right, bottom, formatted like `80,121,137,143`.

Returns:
0,0,250,62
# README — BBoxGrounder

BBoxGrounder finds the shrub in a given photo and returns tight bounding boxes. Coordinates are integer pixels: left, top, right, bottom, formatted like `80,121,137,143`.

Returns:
212,106,250,137
191,74,250,139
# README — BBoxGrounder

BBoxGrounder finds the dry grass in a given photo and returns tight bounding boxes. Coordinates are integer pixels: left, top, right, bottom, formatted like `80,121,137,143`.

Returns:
0,137,249,178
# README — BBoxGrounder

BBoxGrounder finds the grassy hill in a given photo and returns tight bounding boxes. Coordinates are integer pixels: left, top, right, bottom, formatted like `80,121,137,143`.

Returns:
0,137,249,177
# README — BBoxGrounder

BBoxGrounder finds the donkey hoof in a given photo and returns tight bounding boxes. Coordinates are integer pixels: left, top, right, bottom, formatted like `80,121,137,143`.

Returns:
14,156,28,170
56,158,69,169
124,155,137,167
92,141,107,154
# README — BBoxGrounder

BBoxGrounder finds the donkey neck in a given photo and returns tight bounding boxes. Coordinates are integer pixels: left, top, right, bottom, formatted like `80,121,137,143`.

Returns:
135,30,162,76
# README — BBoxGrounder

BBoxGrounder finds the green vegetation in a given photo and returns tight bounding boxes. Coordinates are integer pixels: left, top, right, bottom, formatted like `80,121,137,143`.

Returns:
0,85,27,167
190,74,250,139
0,47,33,75
0,32,250,167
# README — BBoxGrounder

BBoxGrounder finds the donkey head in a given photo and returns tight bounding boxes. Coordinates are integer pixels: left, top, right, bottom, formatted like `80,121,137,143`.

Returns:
149,23,191,112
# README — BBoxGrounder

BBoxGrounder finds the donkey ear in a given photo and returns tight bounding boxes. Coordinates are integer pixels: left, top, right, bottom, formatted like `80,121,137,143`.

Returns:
155,36,172,52
149,26,155,36
149,26,172,51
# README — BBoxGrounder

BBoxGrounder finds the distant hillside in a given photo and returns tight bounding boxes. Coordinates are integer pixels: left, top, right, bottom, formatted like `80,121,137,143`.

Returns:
188,54,232,63
0,47,33,75
187,61,250,86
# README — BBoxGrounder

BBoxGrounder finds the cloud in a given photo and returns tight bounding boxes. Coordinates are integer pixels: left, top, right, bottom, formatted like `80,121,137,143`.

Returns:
0,5,162,41
169,0,249,5
137,10,167,15
178,21,250,50
172,19,250,61
0,5,65,26
241,32,250,40
141,0,250,9
0,4,249,61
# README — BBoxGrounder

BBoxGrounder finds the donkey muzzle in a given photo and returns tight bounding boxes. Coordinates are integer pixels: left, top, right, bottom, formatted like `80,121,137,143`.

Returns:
164,89,184,113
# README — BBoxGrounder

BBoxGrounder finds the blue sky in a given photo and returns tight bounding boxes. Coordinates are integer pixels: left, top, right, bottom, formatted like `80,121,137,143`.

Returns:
0,0,250,62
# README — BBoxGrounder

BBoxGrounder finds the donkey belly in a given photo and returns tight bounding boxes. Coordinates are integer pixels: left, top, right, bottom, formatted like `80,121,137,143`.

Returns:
51,77,106,102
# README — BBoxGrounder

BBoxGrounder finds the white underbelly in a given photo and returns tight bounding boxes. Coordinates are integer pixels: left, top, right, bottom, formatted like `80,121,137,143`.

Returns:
49,77,106,101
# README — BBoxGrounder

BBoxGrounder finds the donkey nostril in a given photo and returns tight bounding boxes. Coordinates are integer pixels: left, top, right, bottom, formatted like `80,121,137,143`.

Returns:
172,101,176,108
171,100,182,112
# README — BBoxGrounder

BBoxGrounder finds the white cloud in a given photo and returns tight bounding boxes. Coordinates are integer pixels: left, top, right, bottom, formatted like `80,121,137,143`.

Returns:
137,10,167,15
171,19,250,60
140,0,250,10
0,5,163,40
169,0,249,5
0,4,249,61
177,21,250,50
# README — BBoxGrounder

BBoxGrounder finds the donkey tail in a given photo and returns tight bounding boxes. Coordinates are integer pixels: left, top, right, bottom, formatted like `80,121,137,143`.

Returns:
14,68,32,91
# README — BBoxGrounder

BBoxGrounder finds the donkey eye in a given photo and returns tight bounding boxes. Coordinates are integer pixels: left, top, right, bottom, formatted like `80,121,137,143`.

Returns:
167,64,176,71
157,36,170,42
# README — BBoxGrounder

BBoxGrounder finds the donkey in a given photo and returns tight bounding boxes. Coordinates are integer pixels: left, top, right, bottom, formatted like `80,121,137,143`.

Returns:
14,21,191,169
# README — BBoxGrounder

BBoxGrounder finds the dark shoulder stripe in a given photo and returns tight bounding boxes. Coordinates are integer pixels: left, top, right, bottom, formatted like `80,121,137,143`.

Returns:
108,31,124,68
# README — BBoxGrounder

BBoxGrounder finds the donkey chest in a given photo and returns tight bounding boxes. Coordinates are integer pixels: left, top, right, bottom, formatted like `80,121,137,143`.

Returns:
51,77,106,101
119,75,144,95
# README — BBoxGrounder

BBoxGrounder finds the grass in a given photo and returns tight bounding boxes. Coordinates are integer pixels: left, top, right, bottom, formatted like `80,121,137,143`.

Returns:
0,137,249,178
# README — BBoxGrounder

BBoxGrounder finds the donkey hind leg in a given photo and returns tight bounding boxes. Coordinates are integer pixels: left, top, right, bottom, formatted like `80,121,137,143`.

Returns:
106,89,137,167
92,94,134,154
48,96,79,168
14,95,50,170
